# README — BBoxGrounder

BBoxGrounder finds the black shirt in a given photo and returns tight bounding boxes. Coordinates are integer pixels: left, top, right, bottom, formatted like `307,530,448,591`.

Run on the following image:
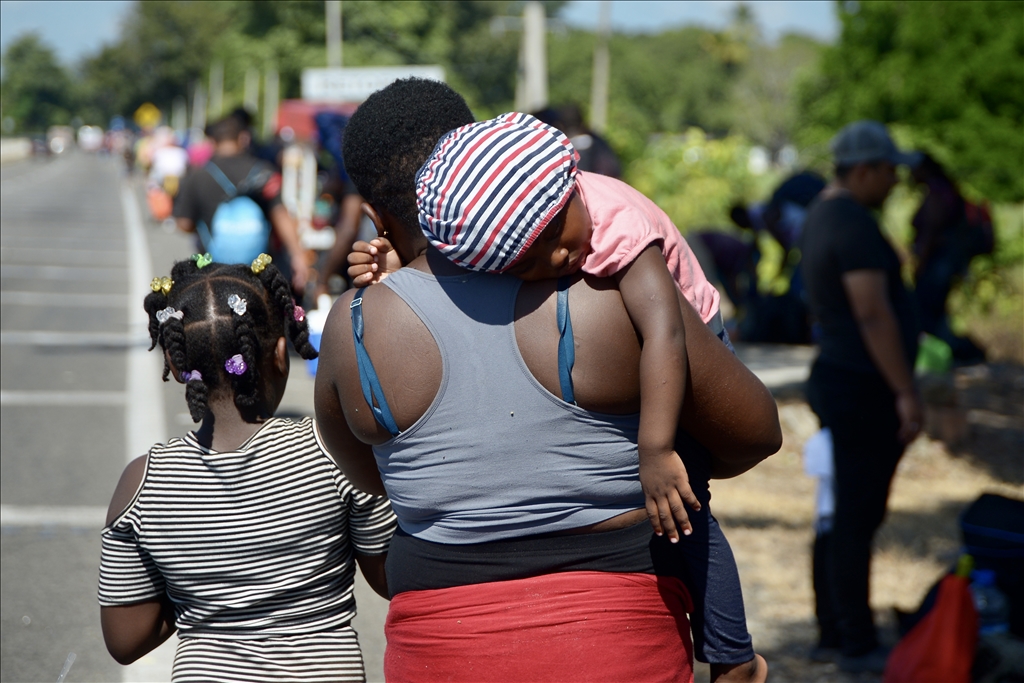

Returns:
800,194,919,374
174,153,282,231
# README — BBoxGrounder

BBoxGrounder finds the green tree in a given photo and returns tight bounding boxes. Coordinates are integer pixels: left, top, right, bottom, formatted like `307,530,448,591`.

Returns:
547,26,745,166
75,1,545,126
0,34,74,133
799,0,1024,201
78,1,233,124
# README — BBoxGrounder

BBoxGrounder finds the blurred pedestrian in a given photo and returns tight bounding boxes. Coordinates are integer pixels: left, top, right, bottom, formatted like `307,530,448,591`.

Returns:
146,127,188,223
910,153,988,363
533,104,622,178
800,120,923,673
174,115,309,291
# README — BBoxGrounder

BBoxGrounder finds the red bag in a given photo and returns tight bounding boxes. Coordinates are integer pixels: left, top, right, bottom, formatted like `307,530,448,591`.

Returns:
883,574,978,683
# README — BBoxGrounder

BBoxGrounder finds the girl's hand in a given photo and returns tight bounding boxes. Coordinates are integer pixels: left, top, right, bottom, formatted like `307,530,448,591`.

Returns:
347,238,401,286
639,449,702,542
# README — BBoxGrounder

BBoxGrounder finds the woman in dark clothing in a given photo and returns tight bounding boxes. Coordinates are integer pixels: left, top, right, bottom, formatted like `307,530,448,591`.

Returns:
911,154,985,363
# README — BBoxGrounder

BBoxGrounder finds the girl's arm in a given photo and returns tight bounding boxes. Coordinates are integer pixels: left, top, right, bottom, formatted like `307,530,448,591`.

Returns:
100,457,177,664
101,599,177,665
615,245,699,541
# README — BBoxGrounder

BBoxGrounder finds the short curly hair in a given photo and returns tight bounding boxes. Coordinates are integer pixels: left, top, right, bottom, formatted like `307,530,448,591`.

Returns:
342,78,475,232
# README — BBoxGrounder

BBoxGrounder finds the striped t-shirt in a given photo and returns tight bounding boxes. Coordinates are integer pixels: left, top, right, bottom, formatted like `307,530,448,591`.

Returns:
99,417,396,682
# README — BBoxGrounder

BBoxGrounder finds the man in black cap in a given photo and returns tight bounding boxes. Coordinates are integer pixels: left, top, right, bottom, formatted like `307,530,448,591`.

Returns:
800,120,922,673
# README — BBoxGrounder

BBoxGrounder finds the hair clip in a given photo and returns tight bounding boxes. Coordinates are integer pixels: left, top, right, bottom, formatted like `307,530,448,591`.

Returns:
180,370,202,383
192,253,213,269
150,276,173,295
293,305,305,322
155,306,184,325
225,354,247,375
251,253,272,274
227,294,247,316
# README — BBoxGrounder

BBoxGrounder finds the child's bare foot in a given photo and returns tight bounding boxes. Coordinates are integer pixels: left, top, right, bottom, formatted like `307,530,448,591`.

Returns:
709,654,767,683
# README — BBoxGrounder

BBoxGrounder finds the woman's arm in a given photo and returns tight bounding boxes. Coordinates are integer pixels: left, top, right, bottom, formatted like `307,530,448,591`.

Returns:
314,291,388,495
355,553,390,600
675,289,782,476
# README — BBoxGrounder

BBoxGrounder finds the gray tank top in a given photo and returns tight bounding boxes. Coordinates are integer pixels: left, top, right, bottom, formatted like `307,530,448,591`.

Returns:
371,268,643,544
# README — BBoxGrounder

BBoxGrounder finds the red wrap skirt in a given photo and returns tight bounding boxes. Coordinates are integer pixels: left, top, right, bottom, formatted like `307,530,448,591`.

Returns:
384,570,695,682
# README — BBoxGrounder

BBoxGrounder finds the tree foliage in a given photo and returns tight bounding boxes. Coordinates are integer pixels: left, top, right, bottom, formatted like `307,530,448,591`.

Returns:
72,1,540,126
0,34,74,133
799,0,1024,201
547,9,823,167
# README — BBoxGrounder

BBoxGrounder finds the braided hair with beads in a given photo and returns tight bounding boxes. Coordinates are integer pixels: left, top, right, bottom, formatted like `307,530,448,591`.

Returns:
143,256,317,423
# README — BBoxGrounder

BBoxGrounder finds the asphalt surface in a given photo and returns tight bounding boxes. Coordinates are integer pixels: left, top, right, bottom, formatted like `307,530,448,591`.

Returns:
0,152,813,683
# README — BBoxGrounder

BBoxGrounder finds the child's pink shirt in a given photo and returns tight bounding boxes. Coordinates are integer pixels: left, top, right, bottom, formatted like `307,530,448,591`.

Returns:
576,171,721,325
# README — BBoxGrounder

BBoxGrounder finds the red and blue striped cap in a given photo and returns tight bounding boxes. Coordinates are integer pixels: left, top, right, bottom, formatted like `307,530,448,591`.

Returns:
416,112,578,272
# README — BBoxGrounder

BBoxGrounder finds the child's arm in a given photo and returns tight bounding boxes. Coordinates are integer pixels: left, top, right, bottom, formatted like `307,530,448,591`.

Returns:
347,237,402,286
616,245,700,542
101,599,177,665
100,457,177,664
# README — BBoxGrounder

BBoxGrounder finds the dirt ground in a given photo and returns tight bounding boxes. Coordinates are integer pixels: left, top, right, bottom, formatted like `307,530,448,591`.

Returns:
692,363,1024,683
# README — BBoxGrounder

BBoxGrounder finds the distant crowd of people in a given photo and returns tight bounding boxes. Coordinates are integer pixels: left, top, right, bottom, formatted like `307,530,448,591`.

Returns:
96,78,998,681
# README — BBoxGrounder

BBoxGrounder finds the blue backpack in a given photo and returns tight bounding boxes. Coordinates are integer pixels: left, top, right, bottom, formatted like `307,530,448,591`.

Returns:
196,162,272,265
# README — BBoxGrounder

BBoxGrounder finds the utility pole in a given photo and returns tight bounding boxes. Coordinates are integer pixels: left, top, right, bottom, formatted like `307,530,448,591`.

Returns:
191,81,207,134
244,68,260,114
263,69,279,139
516,2,548,112
326,0,343,68
590,1,611,133
172,96,187,134
209,61,224,119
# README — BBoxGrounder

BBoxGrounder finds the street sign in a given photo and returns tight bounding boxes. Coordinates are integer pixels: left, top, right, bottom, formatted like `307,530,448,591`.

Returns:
301,66,445,103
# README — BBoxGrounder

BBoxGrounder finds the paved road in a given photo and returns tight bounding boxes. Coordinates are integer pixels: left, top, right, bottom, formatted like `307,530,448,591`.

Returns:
0,152,813,683
0,153,389,682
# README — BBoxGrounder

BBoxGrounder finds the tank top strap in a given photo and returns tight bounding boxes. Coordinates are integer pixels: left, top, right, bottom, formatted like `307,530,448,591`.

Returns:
349,288,400,437
556,276,576,405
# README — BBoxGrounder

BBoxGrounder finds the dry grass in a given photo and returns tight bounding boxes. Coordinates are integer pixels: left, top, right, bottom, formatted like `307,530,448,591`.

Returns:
694,364,1023,682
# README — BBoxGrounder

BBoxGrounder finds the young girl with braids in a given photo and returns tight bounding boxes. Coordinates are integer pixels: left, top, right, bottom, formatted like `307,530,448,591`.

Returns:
98,254,396,683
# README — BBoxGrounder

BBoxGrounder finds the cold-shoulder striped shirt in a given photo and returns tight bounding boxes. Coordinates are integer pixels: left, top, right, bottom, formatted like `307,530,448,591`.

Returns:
99,417,395,682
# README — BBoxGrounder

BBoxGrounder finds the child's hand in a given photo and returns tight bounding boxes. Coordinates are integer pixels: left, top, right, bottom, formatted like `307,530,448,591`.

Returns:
639,450,702,542
347,238,401,286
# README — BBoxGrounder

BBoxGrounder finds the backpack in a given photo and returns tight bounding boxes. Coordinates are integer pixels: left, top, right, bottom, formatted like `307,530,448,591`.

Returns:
196,162,272,265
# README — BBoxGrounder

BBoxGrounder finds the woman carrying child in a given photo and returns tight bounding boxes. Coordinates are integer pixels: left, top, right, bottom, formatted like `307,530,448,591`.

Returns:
317,79,780,682
98,255,396,682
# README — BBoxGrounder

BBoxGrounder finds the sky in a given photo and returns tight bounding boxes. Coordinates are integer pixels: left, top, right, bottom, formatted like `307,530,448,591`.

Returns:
0,1,838,68
561,1,838,41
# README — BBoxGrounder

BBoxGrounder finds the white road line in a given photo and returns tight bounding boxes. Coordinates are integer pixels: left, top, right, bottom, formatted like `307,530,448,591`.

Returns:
121,183,173,683
751,365,812,388
1,291,128,307
0,237,126,250
0,505,107,527
0,390,126,406
0,330,145,347
1,245,127,265
122,183,167,459
1,264,126,281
